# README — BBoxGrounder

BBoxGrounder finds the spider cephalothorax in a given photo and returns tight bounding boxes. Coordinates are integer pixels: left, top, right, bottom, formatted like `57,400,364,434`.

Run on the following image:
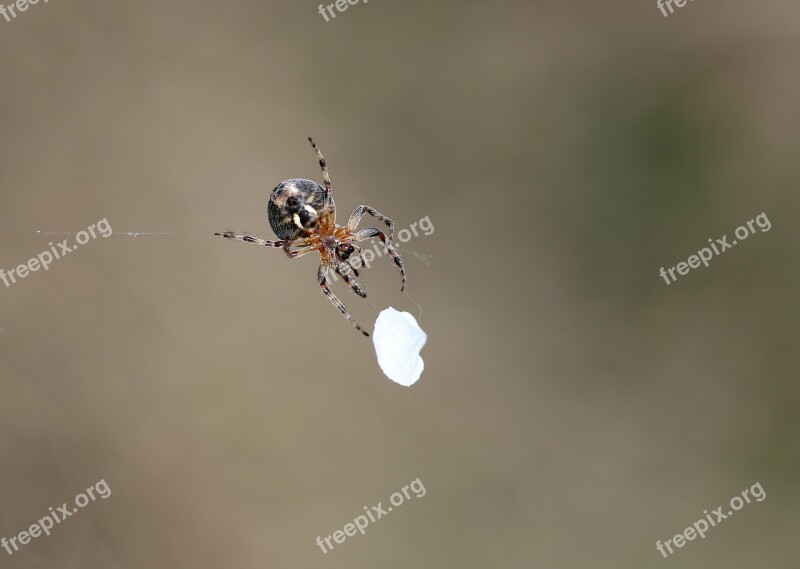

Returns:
215,138,406,336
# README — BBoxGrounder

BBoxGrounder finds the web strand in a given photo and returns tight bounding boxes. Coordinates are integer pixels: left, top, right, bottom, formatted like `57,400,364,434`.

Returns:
0,221,210,238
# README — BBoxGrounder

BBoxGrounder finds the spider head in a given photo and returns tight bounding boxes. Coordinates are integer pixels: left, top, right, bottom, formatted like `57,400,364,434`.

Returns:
268,179,328,241
335,243,355,261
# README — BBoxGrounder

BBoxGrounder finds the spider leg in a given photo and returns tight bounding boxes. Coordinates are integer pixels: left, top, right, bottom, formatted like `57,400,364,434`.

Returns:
308,137,332,206
215,231,285,248
347,205,396,242
355,227,406,292
351,243,366,274
282,236,317,258
215,232,321,263
344,260,360,278
286,246,319,260
318,264,368,336
335,263,367,298
351,243,364,267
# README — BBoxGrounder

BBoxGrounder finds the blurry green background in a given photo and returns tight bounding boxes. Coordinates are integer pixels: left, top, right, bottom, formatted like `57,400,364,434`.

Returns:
1,0,798,567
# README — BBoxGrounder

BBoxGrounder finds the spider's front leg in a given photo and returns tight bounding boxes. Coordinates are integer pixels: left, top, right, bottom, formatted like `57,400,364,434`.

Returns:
348,205,396,242
215,231,319,261
354,227,406,292
214,231,286,247
308,137,333,205
282,236,319,259
318,264,368,336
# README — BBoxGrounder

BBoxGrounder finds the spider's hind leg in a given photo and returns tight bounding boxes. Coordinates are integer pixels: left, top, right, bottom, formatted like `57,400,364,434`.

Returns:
348,242,367,276
318,264,368,336
335,263,367,298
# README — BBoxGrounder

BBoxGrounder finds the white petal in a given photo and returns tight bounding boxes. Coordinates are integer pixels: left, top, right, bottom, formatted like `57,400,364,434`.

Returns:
372,308,427,386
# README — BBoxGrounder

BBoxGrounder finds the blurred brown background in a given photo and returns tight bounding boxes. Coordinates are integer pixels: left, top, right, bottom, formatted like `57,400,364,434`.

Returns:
1,0,799,567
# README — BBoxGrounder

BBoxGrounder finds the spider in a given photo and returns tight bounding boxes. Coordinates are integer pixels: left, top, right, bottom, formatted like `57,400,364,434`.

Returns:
215,137,406,336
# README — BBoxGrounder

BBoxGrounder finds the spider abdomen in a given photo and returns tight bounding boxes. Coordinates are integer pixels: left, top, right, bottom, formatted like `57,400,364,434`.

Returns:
267,178,329,241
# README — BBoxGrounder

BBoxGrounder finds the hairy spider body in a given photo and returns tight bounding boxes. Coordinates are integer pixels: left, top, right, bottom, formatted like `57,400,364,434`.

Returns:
215,138,406,337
